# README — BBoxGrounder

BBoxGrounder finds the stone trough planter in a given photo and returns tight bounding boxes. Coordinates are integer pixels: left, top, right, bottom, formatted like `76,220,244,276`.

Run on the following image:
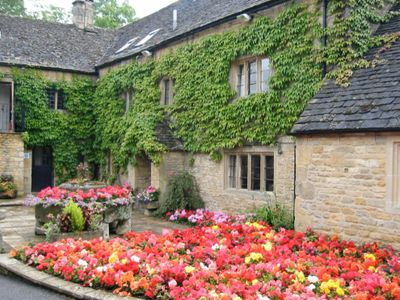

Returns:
35,204,63,235
0,190,17,199
34,203,133,237
103,205,133,236
48,229,104,242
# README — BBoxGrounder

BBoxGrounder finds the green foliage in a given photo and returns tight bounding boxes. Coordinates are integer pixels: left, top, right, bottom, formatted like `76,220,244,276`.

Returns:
13,69,96,183
30,5,71,23
63,200,85,232
251,202,294,231
0,0,25,17
95,4,322,169
94,0,136,29
324,0,399,85
158,172,204,215
9,1,397,180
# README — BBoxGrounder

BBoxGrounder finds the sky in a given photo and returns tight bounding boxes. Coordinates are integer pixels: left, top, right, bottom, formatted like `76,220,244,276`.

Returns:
25,0,178,18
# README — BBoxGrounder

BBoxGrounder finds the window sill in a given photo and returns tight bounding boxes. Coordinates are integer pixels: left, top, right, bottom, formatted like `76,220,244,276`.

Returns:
225,188,275,200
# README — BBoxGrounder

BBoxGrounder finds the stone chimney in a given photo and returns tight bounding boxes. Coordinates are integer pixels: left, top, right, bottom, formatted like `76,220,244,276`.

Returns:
72,0,94,30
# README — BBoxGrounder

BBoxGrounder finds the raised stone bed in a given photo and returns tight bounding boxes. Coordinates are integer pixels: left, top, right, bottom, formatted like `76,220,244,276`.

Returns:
103,205,132,235
144,201,160,216
49,229,104,242
35,204,63,235
58,181,107,192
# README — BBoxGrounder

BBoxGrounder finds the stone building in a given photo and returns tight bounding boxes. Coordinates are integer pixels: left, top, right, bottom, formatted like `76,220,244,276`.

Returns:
292,4,400,248
0,0,301,212
0,0,115,194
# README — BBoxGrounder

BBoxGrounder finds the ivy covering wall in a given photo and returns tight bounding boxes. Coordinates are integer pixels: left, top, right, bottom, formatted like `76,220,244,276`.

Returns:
10,0,399,181
12,69,96,183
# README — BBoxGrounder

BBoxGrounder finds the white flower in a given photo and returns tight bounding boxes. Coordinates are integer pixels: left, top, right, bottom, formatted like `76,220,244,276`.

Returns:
307,275,319,283
78,259,88,267
212,244,220,251
257,294,270,300
131,255,140,263
307,284,316,291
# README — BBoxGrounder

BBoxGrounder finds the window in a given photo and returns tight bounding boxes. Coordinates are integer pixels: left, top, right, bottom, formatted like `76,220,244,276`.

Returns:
122,91,134,113
226,152,274,192
232,57,271,98
161,78,174,105
46,88,65,110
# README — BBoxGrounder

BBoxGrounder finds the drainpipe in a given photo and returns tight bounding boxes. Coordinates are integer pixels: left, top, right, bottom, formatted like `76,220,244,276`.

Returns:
322,0,328,77
293,143,296,225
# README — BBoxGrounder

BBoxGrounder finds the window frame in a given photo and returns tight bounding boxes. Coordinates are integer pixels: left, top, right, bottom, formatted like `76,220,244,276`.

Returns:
225,151,275,193
121,90,134,113
231,56,271,99
46,88,65,111
160,78,174,105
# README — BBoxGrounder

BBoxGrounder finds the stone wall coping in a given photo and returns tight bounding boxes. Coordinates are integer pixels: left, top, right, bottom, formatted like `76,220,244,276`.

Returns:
0,254,140,300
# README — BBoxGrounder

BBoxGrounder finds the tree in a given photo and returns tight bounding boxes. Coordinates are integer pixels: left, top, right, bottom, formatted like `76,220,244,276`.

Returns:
94,0,136,29
30,5,70,23
0,0,26,17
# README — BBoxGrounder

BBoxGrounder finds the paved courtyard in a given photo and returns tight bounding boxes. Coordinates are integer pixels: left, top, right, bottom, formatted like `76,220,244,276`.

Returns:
0,203,187,252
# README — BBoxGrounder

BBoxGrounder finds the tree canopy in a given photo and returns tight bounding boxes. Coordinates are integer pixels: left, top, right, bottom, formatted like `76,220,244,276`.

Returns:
0,0,136,29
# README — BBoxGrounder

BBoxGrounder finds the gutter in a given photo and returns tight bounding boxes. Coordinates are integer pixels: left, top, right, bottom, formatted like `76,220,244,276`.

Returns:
96,0,289,70
0,62,97,77
291,127,400,136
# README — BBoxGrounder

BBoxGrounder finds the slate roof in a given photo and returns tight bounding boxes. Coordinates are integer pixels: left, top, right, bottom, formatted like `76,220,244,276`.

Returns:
98,0,276,66
155,116,184,151
292,4,400,135
0,15,116,74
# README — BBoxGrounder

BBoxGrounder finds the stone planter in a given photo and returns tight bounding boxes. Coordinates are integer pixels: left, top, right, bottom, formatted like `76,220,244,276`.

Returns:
58,181,107,192
144,201,160,216
0,190,17,199
49,229,104,242
34,203,133,237
35,204,63,235
103,205,132,235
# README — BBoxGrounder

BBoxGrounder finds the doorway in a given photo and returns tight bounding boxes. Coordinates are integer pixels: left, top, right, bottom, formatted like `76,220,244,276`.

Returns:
32,147,54,192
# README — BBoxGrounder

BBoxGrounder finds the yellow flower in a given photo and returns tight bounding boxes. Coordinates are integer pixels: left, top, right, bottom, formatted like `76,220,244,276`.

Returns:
364,253,376,261
233,297,242,300
263,241,273,251
108,252,119,264
184,266,195,273
252,279,259,285
146,264,155,275
211,225,219,230
245,222,266,230
265,232,274,239
245,252,264,264
121,258,127,265
336,287,345,296
320,279,344,296
368,266,376,272
295,271,305,283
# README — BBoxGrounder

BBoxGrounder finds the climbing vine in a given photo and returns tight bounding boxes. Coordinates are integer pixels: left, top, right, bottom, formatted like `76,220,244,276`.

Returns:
10,0,400,179
324,0,399,85
12,69,96,183
94,4,322,168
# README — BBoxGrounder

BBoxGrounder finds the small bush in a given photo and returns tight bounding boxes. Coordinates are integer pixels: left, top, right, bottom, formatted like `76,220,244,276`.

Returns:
252,202,294,231
157,172,204,215
63,200,85,232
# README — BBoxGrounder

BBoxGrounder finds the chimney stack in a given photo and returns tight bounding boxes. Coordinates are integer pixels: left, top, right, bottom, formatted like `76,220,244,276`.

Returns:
72,0,94,30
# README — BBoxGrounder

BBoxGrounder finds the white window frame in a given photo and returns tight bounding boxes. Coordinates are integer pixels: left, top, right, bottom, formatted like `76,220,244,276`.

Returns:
225,151,275,193
160,78,174,105
231,56,271,99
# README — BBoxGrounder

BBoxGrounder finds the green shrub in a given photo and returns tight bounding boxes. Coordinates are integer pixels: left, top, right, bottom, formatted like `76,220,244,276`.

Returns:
252,202,294,231
157,172,204,215
63,200,85,232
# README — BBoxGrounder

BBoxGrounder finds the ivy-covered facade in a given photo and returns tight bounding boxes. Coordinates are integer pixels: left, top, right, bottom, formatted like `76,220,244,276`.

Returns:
0,0,398,216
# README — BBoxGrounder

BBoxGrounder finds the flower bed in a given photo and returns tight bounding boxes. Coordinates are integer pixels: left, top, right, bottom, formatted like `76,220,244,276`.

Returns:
26,184,133,237
12,212,400,299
